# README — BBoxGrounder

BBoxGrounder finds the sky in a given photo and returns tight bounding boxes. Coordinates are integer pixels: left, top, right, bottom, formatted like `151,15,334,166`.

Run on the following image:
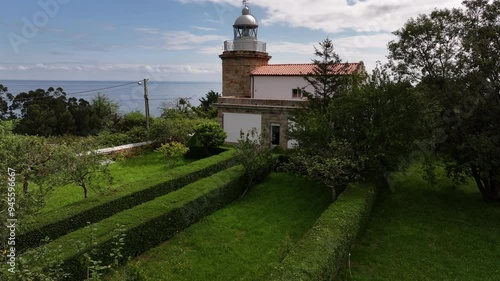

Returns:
0,0,464,82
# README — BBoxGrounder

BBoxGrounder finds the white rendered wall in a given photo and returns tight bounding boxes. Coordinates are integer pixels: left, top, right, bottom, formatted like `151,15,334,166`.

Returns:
223,113,262,143
252,76,313,100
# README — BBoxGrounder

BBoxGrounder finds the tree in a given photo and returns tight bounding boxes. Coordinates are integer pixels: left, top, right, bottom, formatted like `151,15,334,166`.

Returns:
54,141,113,199
0,122,59,222
90,93,120,133
287,40,427,200
161,97,195,119
196,90,220,118
0,84,14,120
388,0,500,201
302,38,360,113
235,128,275,192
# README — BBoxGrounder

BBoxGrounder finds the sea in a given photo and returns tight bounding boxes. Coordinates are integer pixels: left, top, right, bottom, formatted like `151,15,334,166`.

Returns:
1,80,222,117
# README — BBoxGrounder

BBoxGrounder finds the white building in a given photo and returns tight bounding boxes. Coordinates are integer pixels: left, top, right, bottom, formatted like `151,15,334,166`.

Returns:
218,4,365,148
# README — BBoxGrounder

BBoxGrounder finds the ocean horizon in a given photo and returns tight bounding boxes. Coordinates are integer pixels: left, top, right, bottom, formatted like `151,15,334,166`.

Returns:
1,79,222,117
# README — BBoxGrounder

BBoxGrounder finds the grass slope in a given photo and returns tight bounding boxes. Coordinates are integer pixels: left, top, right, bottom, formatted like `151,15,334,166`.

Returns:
110,173,331,281
340,164,500,281
22,150,234,235
43,151,192,212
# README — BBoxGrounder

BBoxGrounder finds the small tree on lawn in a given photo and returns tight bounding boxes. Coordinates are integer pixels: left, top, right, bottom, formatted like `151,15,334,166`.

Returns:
235,128,275,193
55,141,113,199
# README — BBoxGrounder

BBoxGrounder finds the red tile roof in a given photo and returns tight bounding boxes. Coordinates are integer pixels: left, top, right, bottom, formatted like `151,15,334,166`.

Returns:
250,62,364,76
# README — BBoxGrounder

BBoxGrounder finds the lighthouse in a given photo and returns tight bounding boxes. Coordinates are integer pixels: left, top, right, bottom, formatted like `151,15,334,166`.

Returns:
219,1,271,98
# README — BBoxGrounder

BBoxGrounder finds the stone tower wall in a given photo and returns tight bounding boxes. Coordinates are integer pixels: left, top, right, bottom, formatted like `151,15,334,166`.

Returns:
219,50,271,98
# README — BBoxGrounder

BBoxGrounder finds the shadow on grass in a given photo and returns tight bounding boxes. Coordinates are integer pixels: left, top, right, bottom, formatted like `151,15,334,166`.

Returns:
341,163,500,281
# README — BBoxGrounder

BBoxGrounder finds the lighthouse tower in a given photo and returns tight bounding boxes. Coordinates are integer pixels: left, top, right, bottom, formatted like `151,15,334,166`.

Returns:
219,1,271,98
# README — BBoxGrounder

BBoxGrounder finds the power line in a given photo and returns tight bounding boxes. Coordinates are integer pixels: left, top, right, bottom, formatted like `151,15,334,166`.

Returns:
65,81,140,96
6,81,142,102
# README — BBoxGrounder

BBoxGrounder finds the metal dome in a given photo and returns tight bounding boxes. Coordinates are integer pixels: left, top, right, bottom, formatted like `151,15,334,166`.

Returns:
233,6,258,27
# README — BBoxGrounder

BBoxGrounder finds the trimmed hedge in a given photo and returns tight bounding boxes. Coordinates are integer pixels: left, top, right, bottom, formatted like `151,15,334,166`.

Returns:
270,181,379,281
23,164,270,280
18,150,237,252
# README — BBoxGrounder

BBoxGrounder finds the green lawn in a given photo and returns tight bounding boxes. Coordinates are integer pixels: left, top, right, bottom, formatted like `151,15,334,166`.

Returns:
22,150,235,234
340,163,500,281
109,173,331,281
42,151,192,212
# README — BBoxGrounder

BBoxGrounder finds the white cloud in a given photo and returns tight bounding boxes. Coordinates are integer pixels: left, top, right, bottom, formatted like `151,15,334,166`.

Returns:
191,25,217,31
179,0,463,33
0,63,220,75
161,31,226,50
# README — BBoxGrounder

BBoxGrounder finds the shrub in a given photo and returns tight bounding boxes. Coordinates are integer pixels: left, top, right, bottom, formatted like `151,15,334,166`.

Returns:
149,117,201,144
96,131,129,147
189,121,226,155
125,126,149,143
270,182,379,280
116,111,147,132
155,142,189,167
235,128,276,188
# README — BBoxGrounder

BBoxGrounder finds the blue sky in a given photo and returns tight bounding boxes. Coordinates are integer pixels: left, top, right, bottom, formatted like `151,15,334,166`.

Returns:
0,0,463,81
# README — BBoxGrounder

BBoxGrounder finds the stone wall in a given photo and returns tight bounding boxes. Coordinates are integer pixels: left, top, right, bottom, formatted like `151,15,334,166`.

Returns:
219,50,271,98
217,97,306,148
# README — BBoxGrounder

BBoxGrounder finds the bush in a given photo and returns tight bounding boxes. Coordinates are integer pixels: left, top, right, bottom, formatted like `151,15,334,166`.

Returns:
270,181,379,280
188,121,226,155
116,111,147,132
235,128,276,187
155,142,189,167
96,131,130,147
149,117,202,144
125,126,149,143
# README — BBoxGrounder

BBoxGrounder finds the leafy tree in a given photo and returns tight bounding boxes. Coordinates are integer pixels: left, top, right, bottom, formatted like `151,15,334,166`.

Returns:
287,40,427,200
388,0,500,201
0,125,58,222
189,121,226,155
54,141,113,199
235,128,275,192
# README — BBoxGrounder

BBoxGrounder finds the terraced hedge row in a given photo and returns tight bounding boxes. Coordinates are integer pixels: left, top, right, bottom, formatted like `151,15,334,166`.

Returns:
270,181,379,281
18,150,237,251
24,164,271,280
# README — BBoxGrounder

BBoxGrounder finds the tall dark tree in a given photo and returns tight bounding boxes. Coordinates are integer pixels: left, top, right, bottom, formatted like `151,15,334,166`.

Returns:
197,90,220,118
302,38,354,113
0,84,13,120
11,87,76,136
388,0,500,201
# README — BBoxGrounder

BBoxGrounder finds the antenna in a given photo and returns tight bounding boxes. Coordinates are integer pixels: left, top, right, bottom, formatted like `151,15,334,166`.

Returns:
242,0,249,7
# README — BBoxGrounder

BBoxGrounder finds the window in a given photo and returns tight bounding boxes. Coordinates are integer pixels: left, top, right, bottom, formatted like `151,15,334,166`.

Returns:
292,88,303,98
271,125,280,146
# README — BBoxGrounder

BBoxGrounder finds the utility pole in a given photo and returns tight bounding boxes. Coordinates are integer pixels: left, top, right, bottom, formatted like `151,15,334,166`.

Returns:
143,78,150,130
